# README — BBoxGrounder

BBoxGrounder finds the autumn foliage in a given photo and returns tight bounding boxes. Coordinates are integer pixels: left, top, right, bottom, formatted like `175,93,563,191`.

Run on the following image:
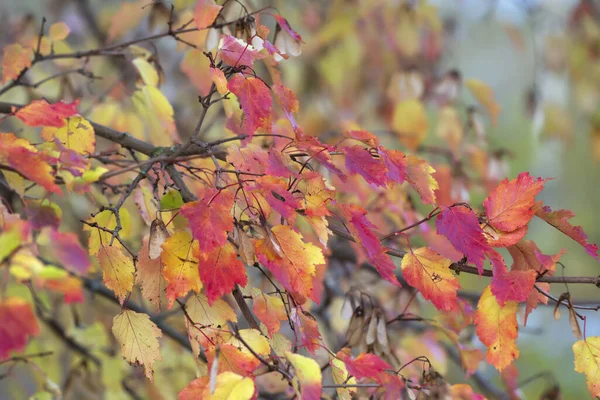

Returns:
0,1,599,399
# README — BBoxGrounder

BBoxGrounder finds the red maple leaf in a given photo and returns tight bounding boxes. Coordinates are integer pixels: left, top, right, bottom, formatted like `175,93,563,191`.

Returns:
337,348,392,383
227,74,272,136
436,206,490,273
343,145,388,187
219,35,263,67
179,188,234,253
195,242,247,305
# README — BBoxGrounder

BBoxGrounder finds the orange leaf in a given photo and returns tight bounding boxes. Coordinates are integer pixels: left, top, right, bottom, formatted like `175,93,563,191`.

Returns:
465,79,501,126
401,247,460,311
0,133,61,194
483,172,546,232
161,231,201,308
252,288,288,337
193,0,222,30
1,44,33,84
136,236,163,310
0,297,40,358
255,225,325,304
474,286,519,371
15,99,79,127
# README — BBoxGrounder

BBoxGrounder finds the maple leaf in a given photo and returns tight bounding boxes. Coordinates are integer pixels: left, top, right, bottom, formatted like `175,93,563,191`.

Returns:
534,201,599,260
255,225,325,304
83,208,132,255
250,176,300,221
195,242,247,305
97,246,135,304
107,0,149,42
405,155,438,205
180,50,213,96
180,187,234,253
136,236,163,310
185,293,237,354
0,297,40,359
488,248,536,306
14,99,79,127
483,224,527,247
339,204,400,286
449,384,486,400
2,43,33,84
227,74,272,135
273,82,300,130
483,172,546,232
193,0,222,30
330,357,358,399
41,116,95,155
401,247,460,311
573,336,600,397
286,352,322,400
342,145,388,187
252,288,287,337
378,148,408,184
436,206,489,272
291,308,322,355
161,231,201,308
474,286,519,371
112,309,162,382
208,329,270,376
0,133,61,194
179,372,255,400
219,35,264,67
337,348,392,383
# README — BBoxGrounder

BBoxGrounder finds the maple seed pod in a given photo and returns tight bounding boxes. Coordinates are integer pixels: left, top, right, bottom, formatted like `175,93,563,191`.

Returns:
148,218,170,259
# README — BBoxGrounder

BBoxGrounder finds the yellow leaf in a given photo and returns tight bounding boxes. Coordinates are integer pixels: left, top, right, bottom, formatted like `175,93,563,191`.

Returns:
41,116,95,155
226,329,270,356
132,58,159,87
474,286,519,371
251,288,288,337
185,293,237,353
436,106,463,156
112,310,162,381
331,357,356,400
48,22,70,41
161,231,201,308
465,79,501,126
573,336,600,397
84,209,132,255
98,246,135,304
285,352,322,400
392,99,429,150
179,372,255,400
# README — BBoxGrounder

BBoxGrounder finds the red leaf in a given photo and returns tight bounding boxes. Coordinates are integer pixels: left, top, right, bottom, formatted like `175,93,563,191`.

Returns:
436,206,490,273
337,348,392,383
534,201,599,260
14,99,79,127
378,148,407,184
180,188,234,253
195,242,247,305
193,0,222,30
0,297,40,359
483,172,546,232
227,74,272,136
250,176,300,221
488,249,536,306
219,35,263,67
343,145,387,187
273,15,302,42
339,204,400,286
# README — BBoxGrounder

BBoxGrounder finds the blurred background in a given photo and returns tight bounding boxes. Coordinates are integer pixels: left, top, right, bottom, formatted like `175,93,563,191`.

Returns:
1,0,599,398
